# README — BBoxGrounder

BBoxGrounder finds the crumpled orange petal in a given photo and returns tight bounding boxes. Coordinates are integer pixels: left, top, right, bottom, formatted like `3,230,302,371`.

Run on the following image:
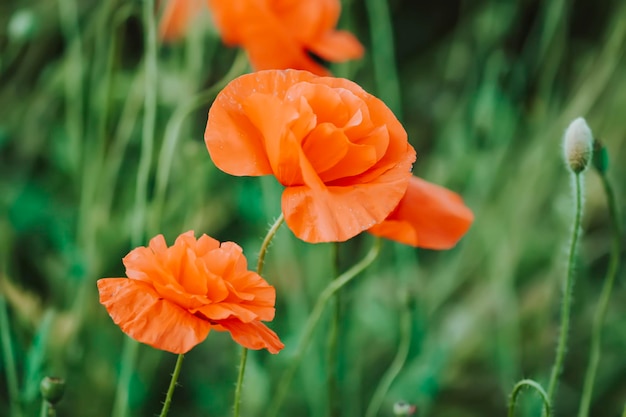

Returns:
98,278,212,354
207,0,363,75
368,176,474,249
205,69,416,243
213,319,284,354
97,231,284,354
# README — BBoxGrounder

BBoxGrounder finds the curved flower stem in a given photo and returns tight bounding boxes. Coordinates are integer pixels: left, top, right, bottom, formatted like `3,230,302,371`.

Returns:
256,214,285,276
365,294,412,417
112,0,158,416
233,214,285,417
578,173,621,417
268,238,382,417
546,173,584,407
159,354,185,417
508,379,551,417
151,50,248,233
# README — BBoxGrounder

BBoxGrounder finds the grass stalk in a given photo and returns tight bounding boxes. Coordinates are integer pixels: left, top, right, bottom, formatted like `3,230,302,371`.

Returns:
327,242,342,417
365,294,412,417
0,296,23,417
57,0,84,176
112,0,158,416
268,238,382,417
151,50,249,233
364,0,402,117
578,173,621,417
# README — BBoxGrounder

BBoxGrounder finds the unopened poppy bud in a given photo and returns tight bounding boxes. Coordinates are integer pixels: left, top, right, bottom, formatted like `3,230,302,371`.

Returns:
563,117,593,174
592,139,609,174
393,401,417,416
40,377,65,405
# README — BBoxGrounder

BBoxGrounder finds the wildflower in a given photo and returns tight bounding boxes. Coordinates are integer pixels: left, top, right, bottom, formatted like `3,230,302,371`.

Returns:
368,176,473,248
563,117,593,174
97,231,284,354
205,69,416,243
158,0,207,42
207,0,364,75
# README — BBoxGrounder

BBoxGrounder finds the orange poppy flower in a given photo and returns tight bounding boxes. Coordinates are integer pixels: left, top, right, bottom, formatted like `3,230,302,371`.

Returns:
368,176,474,249
158,0,207,42
205,69,416,244
97,231,284,354
207,0,364,75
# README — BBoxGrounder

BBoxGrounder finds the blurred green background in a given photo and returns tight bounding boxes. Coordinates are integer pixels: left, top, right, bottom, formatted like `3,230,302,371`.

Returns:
1,0,625,416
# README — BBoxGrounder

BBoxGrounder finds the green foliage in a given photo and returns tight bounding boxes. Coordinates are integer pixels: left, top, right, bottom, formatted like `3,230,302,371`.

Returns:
1,1,625,416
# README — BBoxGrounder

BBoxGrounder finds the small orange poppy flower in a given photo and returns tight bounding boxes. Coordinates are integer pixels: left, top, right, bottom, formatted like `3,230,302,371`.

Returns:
97,231,284,354
368,176,474,249
205,69,416,244
207,0,364,75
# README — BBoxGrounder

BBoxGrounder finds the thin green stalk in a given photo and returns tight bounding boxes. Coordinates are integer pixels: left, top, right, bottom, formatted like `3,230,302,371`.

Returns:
233,214,285,417
546,173,584,406
159,354,185,417
39,401,56,417
233,348,249,417
578,173,621,417
508,379,551,417
365,294,412,417
364,0,402,117
327,243,341,417
0,296,23,417
268,239,382,417
112,1,158,416
151,50,249,233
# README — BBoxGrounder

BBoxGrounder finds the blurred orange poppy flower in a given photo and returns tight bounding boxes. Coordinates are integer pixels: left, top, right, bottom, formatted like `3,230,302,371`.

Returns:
368,176,474,249
159,0,363,74
159,0,207,42
208,0,363,75
205,69,416,244
97,231,284,354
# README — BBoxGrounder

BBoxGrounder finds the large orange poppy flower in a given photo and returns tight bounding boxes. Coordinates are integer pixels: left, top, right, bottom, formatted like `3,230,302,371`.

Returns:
368,176,474,249
205,69,416,244
97,231,284,354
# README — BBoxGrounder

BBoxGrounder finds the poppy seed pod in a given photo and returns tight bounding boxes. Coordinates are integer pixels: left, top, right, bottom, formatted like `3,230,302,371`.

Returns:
393,401,417,416
40,377,65,405
563,117,593,174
